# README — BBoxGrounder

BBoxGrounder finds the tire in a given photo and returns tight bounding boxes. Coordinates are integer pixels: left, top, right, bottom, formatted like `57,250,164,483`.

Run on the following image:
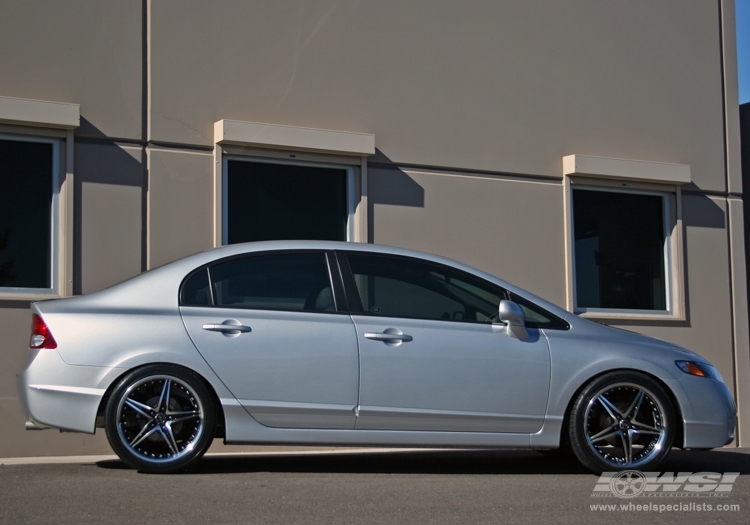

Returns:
104,364,217,473
569,371,675,474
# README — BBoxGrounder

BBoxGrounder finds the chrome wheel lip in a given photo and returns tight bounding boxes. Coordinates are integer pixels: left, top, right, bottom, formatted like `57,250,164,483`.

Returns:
583,381,668,469
116,374,205,464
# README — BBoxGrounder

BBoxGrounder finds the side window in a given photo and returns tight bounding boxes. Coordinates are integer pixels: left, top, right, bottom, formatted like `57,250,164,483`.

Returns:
202,252,334,312
181,268,211,306
508,292,569,330
345,254,504,323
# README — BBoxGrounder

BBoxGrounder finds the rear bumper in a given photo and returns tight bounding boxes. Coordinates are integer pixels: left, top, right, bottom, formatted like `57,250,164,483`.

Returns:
17,348,115,434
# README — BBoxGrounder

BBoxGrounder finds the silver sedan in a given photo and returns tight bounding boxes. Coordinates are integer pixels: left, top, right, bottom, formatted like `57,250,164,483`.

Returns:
17,241,736,473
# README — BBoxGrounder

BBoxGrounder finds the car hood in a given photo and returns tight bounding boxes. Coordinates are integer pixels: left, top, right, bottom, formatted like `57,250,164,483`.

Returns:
562,313,706,362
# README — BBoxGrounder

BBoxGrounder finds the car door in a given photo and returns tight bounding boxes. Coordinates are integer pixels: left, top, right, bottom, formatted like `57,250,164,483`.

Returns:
180,251,359,429
341,252,551,433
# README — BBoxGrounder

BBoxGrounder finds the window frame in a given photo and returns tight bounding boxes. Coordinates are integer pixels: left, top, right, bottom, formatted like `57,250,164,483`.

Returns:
213,120,374,247
0,96,78,301
564,176,685,321
221,155,358,245
0,132,66,299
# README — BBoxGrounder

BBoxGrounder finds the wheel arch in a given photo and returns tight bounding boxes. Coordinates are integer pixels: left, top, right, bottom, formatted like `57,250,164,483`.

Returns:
559,367,685,450
95,362,226,439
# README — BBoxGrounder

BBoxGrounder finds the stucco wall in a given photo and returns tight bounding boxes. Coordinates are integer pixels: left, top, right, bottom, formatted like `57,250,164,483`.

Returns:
0,0,745,457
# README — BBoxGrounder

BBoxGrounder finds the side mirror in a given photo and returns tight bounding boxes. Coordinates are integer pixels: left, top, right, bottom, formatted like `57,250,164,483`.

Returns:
498,300,529,340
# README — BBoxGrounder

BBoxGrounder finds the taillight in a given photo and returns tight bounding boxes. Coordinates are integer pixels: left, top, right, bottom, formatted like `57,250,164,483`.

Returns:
29,314,57,349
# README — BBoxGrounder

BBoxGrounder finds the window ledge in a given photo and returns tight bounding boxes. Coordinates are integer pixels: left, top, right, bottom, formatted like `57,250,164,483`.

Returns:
577,311,686,322
214,119,375,157
0,291,64,302
563,154,691,185
0,96,80,129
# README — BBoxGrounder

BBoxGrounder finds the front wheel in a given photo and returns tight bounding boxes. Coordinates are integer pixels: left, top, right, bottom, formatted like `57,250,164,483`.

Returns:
569,371,675,474
104,364,217,473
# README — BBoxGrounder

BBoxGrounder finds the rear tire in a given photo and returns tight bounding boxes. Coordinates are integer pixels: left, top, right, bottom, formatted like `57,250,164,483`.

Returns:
569,371,675,474
104,364,216,473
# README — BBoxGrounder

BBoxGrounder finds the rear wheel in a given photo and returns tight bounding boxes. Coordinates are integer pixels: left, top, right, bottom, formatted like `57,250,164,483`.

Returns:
104,364,216,473
569,371,675,474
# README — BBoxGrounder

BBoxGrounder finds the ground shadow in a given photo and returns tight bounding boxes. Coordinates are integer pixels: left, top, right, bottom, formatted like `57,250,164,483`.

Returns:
96,448,750,476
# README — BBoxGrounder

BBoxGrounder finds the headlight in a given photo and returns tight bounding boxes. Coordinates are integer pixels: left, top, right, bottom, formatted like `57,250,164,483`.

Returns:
675,360,723,382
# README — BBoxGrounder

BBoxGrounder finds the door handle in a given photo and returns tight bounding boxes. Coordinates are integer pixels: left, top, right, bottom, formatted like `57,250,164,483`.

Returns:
364,331,413,343
203,324,252,333
364,332,413,342
202,319,252,337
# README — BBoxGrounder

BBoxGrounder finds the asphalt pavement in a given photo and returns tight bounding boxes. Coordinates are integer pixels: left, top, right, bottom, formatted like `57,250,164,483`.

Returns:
1,447,749,524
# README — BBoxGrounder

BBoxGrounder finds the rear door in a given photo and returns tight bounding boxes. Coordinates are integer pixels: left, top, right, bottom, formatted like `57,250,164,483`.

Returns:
180,251,359,429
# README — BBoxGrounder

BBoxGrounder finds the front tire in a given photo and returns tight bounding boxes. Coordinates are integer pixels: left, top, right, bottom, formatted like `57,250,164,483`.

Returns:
569,371,675,474
104,364,217,473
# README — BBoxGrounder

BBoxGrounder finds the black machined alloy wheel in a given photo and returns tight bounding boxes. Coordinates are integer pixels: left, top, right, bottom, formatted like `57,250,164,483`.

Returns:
105,364,217,473
569,371,675,474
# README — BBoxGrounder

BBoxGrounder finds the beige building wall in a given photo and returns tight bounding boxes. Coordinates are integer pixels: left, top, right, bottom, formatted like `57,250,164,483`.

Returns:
148,148,214,268
76,143,143,294
0,0,747,456
0,0,143,141
369,168,567,304
149,0,725,188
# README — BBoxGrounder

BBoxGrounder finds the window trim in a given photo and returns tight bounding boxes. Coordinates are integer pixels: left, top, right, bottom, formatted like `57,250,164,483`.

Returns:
221,155,358,245
563,175,686,321
0,133,69,300
213,120,373,247
0,96,78,301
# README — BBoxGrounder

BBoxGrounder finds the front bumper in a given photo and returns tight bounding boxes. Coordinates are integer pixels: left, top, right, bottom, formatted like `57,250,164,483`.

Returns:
665,373,737,448
17,348,115,434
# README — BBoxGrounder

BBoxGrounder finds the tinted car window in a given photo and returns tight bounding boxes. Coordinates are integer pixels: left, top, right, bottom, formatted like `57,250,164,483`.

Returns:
203,252,334,312
509,292,570,330
181,268,211,306
346,254,504,322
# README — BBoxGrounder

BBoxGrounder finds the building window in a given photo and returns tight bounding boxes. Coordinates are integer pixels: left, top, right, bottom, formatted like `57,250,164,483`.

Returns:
0,135,60,293
224,159,350,244
213,120,374,247
571,187,673,314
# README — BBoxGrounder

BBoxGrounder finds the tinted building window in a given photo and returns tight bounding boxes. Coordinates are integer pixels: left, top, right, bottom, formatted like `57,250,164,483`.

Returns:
207,252,334,312
0,138,54,289
572,188,668,311
226,160,347,243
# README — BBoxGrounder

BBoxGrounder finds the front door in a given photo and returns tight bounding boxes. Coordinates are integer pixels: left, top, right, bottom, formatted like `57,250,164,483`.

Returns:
343,253,551,433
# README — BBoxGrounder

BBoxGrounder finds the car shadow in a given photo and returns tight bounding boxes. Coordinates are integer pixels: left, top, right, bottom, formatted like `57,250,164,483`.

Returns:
95,448,750,476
